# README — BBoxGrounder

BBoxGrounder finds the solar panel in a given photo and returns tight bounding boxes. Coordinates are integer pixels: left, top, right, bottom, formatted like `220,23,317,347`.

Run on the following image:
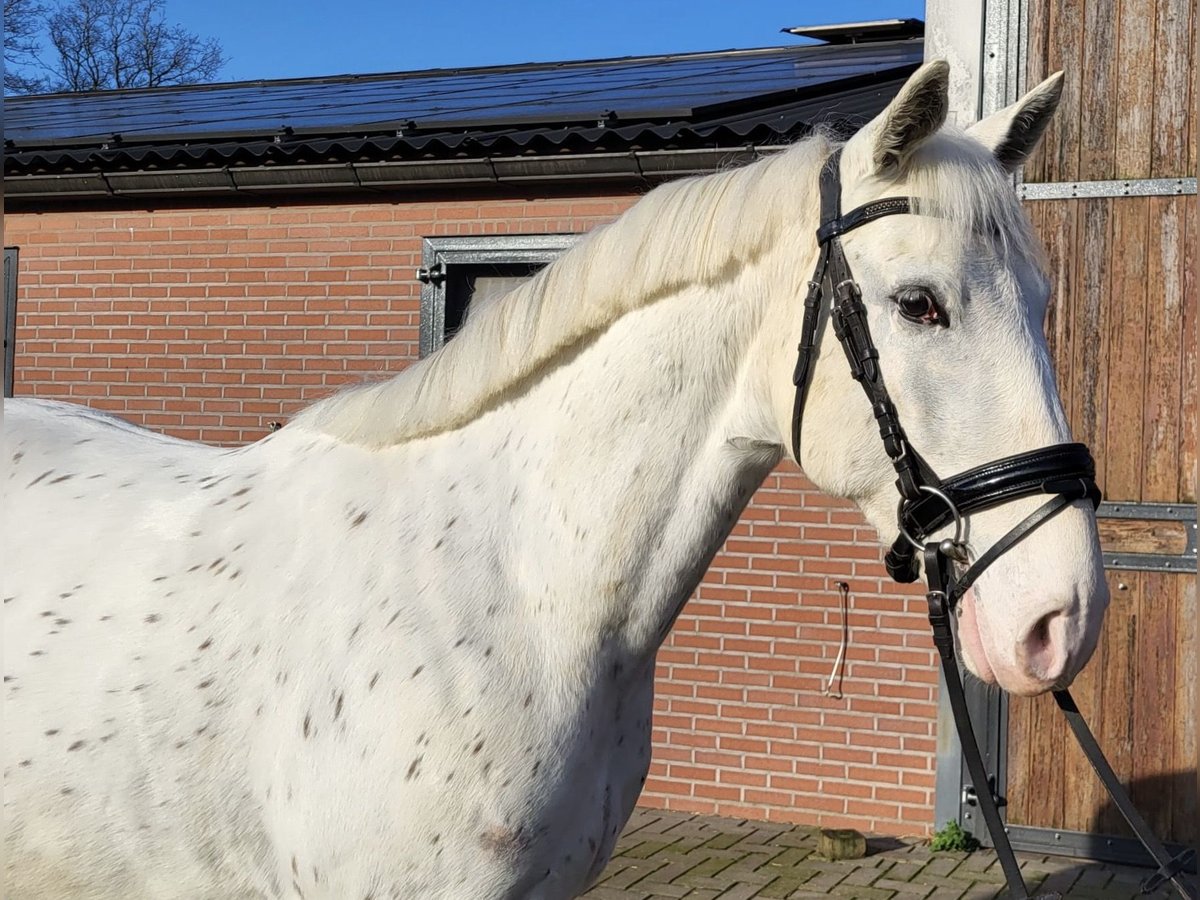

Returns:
5,41,923,148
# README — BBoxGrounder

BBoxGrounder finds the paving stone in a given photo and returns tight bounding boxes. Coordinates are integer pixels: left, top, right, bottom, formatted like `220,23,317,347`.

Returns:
715,882,771,900
755,876,811,898
704,831,754,851
634,879,691,899
765,846,816,870
584,886,652,900
958,884,1002,899
884,859,932,882
799,867,850,893
644,856,708,884
1033,868,1083,895
924,887,968,900
958,853,1001,873
626,841,684,860
903,845,936,862
681,853,743,881
1075,866,1115,888
829,883,897,899
840,864,888,886
920,856,971,879
592,857,641,884
875,876,936,897
602,859,669,890
775,829,819,849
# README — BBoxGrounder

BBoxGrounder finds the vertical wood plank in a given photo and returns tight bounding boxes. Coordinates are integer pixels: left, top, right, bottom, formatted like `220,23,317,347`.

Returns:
1151,0,1193,176
1172,576,1196,843
1191,1,1198,177
1061,581,1108,832
1096,572,1138,836
1114,0,1157,177
1072,199,1112,489
1179,195,1197,503
1024,0,1052,184
1104,198,1149,502
1143,196,1184,502
1043,0,1085,181
1079,0,1117,180
1132,571,1177,837
1005,694,1035,824
1006,692,1069,829
1035,200,1079,425
1034,689,1068,826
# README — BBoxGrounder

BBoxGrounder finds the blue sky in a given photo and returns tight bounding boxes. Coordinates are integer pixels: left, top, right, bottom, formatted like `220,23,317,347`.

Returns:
170,1,926,83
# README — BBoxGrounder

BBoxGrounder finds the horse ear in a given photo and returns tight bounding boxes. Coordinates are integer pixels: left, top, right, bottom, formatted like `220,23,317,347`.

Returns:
967,72,1064,172
853,59,950,175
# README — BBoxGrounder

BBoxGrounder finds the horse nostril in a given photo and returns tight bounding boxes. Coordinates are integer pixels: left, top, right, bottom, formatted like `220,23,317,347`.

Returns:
1021,610,1067,683
1030,614,1051,648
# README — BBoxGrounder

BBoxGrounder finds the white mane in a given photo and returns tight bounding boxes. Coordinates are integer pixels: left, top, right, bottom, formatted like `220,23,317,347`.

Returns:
296,127,1039,448
295,134,831,446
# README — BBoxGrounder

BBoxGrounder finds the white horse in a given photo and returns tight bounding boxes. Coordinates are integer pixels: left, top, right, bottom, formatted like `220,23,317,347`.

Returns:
3,62,1107,899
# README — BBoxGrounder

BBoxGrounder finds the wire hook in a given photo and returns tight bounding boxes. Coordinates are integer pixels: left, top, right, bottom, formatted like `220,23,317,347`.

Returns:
822,581,850,699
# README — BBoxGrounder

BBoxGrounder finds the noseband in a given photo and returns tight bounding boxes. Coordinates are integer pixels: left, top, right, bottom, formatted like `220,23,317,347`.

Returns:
788,150,1193,899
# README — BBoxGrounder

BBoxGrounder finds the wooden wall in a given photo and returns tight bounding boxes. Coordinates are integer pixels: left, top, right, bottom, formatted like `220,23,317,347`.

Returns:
1005,0,1196,847
1025,0,1196,182
1038,195,1196,505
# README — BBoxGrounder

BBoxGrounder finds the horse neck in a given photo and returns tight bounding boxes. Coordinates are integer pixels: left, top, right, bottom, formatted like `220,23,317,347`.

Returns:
495,277,782,668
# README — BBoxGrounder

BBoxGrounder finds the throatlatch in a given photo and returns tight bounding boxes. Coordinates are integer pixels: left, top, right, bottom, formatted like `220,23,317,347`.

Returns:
790,149,1196,900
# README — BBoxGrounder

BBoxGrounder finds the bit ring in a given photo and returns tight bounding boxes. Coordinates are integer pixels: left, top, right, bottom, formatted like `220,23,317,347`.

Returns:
897,485,966,553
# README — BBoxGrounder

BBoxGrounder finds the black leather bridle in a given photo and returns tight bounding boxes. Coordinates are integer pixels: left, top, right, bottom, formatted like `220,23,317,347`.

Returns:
790,149,1195,900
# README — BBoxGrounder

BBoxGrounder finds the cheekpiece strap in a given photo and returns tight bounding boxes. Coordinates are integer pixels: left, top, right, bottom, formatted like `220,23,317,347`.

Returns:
791,148,925,466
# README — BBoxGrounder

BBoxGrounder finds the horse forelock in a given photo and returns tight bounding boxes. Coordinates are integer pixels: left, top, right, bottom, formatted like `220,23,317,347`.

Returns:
867,128,1042,267
294,133,835,448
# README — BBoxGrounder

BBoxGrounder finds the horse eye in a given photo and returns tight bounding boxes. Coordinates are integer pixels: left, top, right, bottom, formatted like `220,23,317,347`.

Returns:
894,288,945,326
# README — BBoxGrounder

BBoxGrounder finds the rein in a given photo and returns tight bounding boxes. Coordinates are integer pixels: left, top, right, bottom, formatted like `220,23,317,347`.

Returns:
791,149,1195,900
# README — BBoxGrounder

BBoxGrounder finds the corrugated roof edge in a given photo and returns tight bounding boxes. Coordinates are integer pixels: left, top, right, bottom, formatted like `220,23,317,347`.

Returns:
5,62,918,203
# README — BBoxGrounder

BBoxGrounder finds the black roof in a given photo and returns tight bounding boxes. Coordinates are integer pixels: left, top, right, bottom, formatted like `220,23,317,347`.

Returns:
5,36,923,198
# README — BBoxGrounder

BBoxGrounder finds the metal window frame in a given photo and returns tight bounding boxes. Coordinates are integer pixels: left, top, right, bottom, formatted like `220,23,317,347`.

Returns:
417,234,579,357
4,247,19,398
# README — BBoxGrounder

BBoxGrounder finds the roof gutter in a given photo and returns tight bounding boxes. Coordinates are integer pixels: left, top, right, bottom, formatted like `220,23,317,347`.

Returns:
4,146,781,203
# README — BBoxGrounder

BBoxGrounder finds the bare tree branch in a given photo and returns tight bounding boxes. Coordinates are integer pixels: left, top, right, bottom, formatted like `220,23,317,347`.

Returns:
4,0,49,92
41,0,227,91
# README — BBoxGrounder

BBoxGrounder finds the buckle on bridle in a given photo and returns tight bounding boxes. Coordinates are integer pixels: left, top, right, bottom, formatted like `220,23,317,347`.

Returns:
897,484,968,561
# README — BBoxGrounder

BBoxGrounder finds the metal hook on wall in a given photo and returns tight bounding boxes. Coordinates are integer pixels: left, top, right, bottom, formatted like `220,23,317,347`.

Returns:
822,580,850,699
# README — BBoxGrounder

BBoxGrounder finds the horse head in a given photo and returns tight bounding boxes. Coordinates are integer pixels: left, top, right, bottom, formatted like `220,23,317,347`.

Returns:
764,61,1108,697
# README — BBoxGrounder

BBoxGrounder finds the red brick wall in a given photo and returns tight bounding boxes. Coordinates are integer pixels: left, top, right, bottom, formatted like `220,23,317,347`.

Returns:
5,195,939,835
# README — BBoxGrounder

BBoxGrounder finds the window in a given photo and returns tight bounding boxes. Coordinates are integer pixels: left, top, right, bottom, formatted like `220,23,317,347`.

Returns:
417,235,578,357
3,247,18,398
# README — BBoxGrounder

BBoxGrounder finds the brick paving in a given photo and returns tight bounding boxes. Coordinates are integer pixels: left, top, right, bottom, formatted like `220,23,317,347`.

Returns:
583,809,1196,900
